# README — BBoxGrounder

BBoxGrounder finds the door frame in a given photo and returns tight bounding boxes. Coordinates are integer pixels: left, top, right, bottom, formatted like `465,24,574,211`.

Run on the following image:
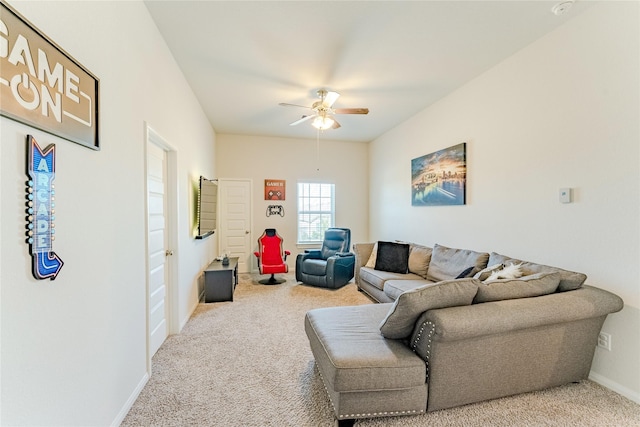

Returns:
144,123,179,374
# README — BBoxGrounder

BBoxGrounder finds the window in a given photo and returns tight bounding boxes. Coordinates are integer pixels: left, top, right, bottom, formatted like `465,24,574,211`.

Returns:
297,182,335,243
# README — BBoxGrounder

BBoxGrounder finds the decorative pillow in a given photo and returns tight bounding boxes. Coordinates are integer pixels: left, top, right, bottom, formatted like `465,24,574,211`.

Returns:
455,266,476,279
408,244,432,278
474,263,504,281
379,278,480,339
473,272,561,303
426,244,490,282
365,242,378,268
375,241,410,274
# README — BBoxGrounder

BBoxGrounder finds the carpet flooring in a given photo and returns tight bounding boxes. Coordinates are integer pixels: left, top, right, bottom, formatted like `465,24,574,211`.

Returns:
122,273,640,426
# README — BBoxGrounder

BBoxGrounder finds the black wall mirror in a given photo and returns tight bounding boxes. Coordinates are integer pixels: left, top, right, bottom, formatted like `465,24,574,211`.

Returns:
196,176,217,239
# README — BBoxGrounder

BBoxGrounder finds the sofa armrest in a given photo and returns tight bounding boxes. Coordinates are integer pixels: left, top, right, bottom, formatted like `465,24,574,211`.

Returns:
353,243,375,287
419,285,623,342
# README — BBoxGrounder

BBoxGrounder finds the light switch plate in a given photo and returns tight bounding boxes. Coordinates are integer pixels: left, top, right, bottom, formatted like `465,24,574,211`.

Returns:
559,188,571,203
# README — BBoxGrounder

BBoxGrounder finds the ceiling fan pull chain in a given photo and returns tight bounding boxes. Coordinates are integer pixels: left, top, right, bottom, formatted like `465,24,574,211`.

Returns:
316,128,321,171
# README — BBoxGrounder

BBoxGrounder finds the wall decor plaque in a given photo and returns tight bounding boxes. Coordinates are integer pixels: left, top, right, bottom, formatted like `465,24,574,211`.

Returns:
26,135,64,280
1,1,99,149
265,179,285,200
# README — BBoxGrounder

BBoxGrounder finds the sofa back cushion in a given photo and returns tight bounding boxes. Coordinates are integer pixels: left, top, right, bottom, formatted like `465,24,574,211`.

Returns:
474,272,561,303
408,244,432,278
426,244,490,282
488,252,586,292
379,278,479,339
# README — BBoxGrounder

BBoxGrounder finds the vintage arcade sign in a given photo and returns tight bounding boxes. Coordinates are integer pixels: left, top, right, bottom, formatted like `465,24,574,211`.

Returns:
0,1,99,150
26,135,63,280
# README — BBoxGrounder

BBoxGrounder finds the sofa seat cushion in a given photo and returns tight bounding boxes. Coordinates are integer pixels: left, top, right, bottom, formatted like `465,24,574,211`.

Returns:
384,279,435,300
379,278,480,339
305,304,426,392
426,244,490,282
359,266,424,291
488,252,587,292
301,258,327,276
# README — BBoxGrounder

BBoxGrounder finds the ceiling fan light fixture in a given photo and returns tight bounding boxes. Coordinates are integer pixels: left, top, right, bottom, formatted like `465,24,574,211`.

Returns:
312,115,335,130
281,88,368,131
551,1,574,16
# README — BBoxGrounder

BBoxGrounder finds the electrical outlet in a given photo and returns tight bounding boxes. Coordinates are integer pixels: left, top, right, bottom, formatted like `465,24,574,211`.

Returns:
598,332,612,351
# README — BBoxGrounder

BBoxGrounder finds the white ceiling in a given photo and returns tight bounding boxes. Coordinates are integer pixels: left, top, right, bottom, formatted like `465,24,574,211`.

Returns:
144,0,594,142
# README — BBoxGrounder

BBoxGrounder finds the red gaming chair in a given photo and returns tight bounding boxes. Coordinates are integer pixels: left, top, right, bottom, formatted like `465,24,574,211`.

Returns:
253,229,290,285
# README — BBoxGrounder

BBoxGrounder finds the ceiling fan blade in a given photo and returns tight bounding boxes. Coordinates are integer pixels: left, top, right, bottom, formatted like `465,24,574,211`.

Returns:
279,102,311,109
332,119,341,129
334,107,369,115
324,91,340,107
290,115,315,126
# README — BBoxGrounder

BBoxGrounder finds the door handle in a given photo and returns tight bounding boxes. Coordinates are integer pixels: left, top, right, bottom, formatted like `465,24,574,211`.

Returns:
165,250,174,256
245,230,250,234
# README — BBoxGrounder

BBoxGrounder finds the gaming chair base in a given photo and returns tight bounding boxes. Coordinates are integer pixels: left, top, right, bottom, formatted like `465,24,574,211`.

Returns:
259,274,286,285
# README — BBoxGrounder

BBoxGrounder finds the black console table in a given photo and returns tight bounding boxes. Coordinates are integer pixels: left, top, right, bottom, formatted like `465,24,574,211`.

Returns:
202,257,238,303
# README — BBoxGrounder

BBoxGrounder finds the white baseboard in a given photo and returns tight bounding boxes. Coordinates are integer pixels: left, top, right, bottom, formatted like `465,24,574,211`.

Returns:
589,371,640,404
111,372,149,426
182,299,199,331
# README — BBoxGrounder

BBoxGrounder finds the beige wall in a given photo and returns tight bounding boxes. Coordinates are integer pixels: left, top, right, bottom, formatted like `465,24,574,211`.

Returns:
1,1,637,426
369,2,639,401
1,1,216,425
216,134,369,270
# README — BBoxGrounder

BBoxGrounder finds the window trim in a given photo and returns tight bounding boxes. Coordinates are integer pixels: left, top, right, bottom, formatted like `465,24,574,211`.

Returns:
296,182,335,245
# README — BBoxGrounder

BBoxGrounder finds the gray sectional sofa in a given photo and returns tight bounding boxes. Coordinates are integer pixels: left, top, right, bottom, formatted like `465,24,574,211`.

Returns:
304,242,624,426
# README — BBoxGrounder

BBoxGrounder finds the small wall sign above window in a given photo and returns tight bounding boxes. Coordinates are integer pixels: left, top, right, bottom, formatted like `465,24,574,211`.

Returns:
0,1,100,150
26,135,64,280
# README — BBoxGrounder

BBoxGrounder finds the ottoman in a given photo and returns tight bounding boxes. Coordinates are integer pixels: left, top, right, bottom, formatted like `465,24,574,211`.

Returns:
304,303,428,424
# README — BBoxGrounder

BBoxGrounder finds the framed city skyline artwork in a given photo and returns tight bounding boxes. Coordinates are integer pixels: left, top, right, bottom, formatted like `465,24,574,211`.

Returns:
411,143,466,206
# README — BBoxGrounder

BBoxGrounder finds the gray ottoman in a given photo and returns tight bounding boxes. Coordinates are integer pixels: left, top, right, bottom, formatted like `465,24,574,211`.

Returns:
304,304,428,424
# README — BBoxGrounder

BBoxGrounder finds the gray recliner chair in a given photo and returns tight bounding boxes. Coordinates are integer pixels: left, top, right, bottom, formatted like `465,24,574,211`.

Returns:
295,228,355,289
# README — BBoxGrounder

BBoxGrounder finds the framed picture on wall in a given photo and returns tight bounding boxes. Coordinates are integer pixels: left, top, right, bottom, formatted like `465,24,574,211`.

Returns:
0,1,100,150
411,142,466,206
265,179,285,200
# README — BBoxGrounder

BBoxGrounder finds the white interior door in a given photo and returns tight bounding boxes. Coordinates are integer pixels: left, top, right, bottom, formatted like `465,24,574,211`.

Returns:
218,179,252,273
147,142,169,357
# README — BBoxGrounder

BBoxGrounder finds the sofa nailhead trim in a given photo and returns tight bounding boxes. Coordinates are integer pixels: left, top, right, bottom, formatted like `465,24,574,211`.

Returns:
411,320,435,383
314,362,426,420
338,409,424,419
315,362,340,417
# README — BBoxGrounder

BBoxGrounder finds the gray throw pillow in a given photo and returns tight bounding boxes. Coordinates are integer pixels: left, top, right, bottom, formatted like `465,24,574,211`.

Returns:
473,272,561,303
375,241,410,274
379,278,479,339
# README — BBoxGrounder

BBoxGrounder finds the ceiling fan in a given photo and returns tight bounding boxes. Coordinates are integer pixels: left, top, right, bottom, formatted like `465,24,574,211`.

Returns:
279,89,369,130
